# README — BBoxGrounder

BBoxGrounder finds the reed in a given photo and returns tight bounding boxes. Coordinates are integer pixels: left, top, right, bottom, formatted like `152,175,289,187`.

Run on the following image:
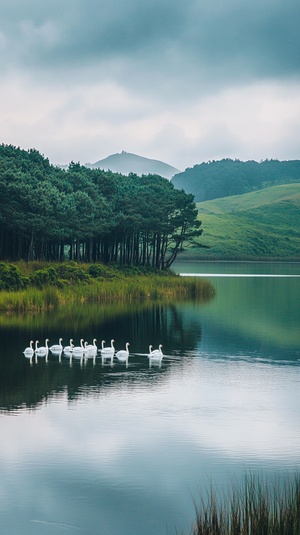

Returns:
55,276,214,305
0,273,214,311
189,473,300,535
0,286,60,311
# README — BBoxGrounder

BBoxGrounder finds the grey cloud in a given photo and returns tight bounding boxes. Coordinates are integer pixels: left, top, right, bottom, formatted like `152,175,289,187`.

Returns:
1,0,185,64
1,0,300,171
176,0,300,87
1,0,300,89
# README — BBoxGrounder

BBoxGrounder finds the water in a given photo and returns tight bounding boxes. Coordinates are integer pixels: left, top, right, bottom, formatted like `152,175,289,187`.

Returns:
0,261,300,534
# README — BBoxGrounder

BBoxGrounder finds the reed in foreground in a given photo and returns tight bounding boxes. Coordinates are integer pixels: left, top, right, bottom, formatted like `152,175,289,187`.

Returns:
189,473,300,535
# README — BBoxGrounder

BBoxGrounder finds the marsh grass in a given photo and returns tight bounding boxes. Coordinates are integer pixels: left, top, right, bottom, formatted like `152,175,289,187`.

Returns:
189,473,300,535
0,288,49,311
0,262,214,311
50,276,214,306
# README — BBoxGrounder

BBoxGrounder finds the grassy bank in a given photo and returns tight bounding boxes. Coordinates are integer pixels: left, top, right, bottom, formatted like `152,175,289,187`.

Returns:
189,473,300,535
0,261,214,311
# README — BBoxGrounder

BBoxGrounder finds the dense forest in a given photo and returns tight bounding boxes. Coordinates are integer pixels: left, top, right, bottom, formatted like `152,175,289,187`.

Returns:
0,144,202,268
171,158,300,202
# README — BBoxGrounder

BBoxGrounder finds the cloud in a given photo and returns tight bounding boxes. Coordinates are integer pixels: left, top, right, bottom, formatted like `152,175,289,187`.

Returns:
2,0,300,84
0,0,299,168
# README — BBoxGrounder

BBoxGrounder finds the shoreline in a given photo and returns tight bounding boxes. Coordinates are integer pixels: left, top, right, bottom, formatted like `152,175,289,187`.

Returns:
176,254,300,262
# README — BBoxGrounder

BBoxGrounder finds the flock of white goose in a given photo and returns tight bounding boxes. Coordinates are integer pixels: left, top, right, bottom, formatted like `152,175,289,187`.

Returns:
23,338,164,366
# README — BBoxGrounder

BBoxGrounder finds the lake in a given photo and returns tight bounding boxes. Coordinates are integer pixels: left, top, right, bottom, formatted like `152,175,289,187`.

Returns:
0,261,299,535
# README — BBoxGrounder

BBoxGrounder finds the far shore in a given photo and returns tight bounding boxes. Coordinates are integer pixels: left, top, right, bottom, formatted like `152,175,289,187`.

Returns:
175,254,300,262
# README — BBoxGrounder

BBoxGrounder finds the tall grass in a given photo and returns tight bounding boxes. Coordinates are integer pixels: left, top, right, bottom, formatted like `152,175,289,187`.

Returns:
189,473,300,535
0,287,58,311
52,276,214,306
0,274,214,311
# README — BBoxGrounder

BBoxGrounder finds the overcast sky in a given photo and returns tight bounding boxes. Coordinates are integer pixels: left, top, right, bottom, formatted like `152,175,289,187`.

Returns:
1,0,300,170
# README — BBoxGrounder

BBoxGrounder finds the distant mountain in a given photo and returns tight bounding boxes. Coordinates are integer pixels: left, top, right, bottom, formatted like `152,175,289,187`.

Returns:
86,151,180,179
171,158,300,202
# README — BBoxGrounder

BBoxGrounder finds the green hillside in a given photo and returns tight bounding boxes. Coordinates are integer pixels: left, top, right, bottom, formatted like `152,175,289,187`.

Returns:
192,183,300,258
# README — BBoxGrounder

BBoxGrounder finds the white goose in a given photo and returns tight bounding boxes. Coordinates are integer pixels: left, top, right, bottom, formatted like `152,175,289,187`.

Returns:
115,342,130,365
50,338,63,353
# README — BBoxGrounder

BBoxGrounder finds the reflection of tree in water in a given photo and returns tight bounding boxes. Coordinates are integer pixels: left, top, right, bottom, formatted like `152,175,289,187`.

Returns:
0,302,203,412
112,303,202,354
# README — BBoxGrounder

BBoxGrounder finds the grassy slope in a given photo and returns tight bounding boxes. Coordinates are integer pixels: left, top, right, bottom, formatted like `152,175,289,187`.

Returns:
193,183,300,258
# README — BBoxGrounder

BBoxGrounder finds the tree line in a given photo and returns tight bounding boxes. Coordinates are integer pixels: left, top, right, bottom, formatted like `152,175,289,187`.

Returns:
171,158,300,202
0,144,202,268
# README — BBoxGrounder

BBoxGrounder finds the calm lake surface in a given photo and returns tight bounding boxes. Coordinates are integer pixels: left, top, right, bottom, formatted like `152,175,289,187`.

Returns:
0,261,300,535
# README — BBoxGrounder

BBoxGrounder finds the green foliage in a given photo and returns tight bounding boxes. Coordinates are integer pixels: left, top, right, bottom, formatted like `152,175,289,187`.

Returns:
56,262,90,283
88,263,120,279
30,267,59,288
88,263,107,278
0,262,28,291
20,263,92,289
172,158,300,202
0,144,201,268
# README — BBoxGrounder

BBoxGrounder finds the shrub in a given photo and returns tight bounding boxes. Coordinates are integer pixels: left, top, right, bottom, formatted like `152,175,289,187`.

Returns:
88,264,108,278
0,262,28,291
30,267,59,288
88,263,121,279
56,262,90,282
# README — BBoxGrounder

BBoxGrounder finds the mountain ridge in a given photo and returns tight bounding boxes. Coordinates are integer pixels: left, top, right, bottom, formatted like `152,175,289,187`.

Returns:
86,151,180,179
